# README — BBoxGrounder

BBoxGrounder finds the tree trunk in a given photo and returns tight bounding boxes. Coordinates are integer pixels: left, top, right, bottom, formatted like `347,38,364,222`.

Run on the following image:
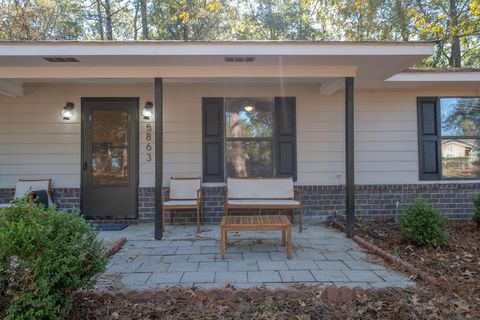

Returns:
96,0,104,40
230,113,248,177
133,0,139,40
450,36,461,67
140,0,148,39
104,0,113,40
183,24,189,41
395,0,409,41
449,0,461,67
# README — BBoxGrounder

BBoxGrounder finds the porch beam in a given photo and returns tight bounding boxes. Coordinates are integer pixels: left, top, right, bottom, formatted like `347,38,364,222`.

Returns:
0,66,357,79
345,77,355,238
154,78,163,240
0,80,23,97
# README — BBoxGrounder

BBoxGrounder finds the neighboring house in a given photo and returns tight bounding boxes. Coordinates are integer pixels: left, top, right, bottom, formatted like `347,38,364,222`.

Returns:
442,139,474,159
1,41,480,237
441,139,480,179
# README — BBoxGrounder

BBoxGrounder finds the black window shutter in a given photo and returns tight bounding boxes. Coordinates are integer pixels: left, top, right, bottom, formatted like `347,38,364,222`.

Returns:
202,97,224,182
274,97,297,180
417,97,441,180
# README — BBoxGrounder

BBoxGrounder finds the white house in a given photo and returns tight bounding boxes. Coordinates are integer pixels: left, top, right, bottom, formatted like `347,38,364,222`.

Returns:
1,40,479,238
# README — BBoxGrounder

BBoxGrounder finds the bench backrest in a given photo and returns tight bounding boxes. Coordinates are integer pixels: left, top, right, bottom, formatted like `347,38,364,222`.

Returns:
227,178,294,199
169,177,201,200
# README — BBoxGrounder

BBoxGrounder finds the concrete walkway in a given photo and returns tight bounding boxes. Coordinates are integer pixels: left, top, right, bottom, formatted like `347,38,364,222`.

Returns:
96,223,414,290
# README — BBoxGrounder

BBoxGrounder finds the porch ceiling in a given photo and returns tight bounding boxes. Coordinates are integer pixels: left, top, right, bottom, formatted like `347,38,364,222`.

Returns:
0,41,434,91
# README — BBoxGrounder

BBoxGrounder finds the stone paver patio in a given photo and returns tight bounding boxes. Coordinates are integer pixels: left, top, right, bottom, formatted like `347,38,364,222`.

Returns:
97,223,414,290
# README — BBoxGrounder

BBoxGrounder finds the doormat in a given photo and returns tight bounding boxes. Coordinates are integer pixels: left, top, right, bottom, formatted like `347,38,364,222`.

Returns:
95,225,128,231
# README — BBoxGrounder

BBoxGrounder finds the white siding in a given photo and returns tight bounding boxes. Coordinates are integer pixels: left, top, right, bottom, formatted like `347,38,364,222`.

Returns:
1,82,479,188
162,84,346,185
0,84,154,188
355,89,480,184
163,85,480,185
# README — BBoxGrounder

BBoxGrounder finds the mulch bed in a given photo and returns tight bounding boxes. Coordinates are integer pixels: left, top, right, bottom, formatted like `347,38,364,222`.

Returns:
356,219,480,318
71,220,480,319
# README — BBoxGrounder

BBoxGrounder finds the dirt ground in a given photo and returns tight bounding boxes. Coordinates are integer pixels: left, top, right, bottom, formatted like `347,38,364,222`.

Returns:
72,220,480,319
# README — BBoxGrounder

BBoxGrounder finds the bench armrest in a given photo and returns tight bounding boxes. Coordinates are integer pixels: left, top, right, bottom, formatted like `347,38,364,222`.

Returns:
162,187,170,202
294,187,303,203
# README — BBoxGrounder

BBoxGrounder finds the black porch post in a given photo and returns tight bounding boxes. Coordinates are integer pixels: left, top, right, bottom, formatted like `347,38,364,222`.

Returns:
345,77,355,238
154,78,163,240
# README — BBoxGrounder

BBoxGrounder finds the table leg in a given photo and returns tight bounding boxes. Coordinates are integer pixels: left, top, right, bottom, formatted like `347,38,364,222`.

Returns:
287,225,292,259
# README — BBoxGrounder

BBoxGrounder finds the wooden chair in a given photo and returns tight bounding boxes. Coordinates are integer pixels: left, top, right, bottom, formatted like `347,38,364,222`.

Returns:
0,178,53,208
162,177,203,232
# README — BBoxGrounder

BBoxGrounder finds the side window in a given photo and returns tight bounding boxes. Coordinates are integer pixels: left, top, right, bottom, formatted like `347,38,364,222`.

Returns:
418,97,480,180
440,97,480,179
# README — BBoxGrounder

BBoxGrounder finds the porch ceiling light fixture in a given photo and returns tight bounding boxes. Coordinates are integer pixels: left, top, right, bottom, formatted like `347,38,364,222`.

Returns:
142,101,154,120
61,102,74,120
243,101,255,112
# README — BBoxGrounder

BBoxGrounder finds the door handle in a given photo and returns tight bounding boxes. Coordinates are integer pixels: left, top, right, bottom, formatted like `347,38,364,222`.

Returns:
83,161,88,171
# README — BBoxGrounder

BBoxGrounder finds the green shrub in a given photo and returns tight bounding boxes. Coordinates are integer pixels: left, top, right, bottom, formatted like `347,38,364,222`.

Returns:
400,198,449,247
0,199,107,320
473,196,480,226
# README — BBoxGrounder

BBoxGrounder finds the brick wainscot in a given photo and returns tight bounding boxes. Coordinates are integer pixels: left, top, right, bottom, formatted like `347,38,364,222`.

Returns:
1,183,477,223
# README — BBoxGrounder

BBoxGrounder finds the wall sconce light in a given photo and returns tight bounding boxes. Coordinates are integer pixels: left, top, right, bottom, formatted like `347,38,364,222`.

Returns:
61,102,74,120
142,101,154,120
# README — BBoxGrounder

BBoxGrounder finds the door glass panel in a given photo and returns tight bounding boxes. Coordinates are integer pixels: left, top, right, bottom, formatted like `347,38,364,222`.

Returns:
91,110,129,185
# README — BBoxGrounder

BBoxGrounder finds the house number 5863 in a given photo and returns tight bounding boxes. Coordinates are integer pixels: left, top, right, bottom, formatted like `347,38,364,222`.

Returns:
145,124,152,161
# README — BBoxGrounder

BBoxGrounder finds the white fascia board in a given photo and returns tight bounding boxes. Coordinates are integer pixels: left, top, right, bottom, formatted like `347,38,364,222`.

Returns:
0,65,357,79
386,72,480,82
0,42,434,57
0,80,24,97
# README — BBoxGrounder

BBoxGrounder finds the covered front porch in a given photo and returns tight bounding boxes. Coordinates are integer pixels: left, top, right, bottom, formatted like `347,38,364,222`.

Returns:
0,41,435,239
0,41,440,292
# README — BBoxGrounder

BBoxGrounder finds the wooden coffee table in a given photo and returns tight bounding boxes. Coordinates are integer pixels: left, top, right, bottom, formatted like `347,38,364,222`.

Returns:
220,215,292,260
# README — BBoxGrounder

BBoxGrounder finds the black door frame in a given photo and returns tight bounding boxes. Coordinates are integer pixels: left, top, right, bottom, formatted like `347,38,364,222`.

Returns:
80,97,140,219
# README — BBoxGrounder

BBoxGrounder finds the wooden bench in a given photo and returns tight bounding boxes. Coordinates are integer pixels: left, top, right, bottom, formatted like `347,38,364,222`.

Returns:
220,215,292,260
224,177,303,232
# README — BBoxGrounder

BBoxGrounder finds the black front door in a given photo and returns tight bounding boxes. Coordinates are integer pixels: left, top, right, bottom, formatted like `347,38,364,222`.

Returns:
81,98,138,219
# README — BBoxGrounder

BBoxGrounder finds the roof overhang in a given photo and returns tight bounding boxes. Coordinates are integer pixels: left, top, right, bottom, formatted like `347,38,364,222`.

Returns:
387,71,480,82
0,40,434,57
385,68,480,90
0,41,435,93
